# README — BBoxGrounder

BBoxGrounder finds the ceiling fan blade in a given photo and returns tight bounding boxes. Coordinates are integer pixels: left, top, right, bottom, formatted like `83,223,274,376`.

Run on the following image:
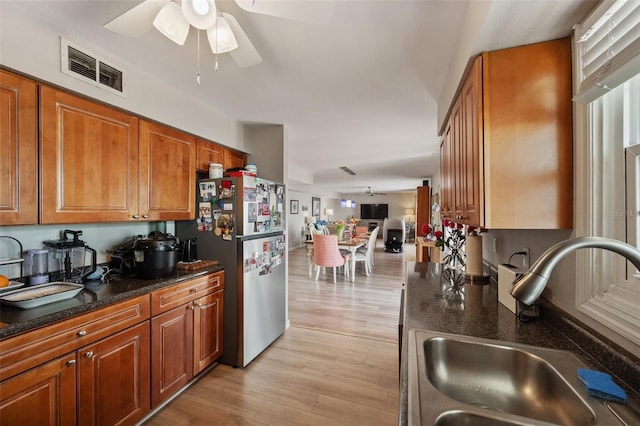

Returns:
234,0,334,23
104,0,169,36
222,12,262,68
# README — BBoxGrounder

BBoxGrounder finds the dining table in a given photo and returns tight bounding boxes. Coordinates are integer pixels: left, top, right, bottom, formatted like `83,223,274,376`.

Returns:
306,237,367,282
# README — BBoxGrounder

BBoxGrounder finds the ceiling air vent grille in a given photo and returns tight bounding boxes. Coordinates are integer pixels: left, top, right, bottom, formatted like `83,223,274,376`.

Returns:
60,38,127,97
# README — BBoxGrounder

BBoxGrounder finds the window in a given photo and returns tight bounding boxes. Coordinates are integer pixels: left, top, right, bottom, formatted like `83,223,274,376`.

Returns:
574,1,640,345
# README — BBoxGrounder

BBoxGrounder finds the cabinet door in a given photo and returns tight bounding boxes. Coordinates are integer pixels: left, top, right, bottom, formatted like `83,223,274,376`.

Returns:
40,86,139,223
440,129,453,221
139,120,196,221
77,321,150,426
0,353,77,426
460,57,483,227
223,148,246,170
196,139,224,172
450,98,465,222
193,289,223,374
0,71,38,225
151,304,193,408
482,39,573,228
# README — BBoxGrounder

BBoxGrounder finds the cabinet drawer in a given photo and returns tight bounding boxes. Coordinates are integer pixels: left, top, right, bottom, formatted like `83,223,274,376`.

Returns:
151,274,222,316
0,295,150,381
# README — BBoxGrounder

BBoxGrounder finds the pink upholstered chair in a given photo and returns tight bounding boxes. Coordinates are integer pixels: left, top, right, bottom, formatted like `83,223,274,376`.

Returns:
312,234,350,283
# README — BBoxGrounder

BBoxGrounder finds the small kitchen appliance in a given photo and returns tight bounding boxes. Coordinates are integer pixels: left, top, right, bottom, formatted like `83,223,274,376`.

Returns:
27,249,49,285
133,231,180,279
44,230,97,282
181,238,198,262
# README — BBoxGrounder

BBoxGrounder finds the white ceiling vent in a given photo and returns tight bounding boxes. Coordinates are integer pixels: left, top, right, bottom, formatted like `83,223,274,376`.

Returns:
60,38,128,97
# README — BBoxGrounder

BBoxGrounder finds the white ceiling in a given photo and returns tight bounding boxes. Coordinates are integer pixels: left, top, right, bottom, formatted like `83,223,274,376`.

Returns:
2,0,596,197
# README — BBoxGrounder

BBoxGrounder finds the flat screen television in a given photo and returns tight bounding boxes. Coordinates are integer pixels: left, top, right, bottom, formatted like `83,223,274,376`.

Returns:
360,203,388,219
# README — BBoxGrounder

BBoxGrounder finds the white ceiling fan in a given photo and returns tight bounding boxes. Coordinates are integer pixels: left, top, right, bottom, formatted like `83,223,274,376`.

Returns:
365,186,387,197
104,0,334,69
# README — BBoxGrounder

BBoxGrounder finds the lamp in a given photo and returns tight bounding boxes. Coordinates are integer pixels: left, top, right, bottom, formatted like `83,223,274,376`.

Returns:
153,2,190,45
405,208,415,222
325,208,334,222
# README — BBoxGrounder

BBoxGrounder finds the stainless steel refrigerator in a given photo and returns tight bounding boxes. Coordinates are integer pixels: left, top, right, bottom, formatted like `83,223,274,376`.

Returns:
176,175,286,367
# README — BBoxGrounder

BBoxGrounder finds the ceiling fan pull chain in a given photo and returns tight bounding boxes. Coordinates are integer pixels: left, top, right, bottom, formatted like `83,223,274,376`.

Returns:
214,15,219,71
196,30,201,85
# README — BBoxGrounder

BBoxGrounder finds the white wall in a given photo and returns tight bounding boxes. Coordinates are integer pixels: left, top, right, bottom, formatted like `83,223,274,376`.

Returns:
286,190,315,249
245,125,286,183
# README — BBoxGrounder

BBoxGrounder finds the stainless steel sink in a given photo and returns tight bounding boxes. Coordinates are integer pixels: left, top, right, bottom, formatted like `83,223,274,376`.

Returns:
408,330,623,425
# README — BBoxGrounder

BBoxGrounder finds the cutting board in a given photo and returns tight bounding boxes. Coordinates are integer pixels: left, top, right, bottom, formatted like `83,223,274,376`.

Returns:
177,259,219,270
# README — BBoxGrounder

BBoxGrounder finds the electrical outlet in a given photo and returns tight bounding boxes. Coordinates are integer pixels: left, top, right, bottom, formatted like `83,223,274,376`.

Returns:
522,247,530,269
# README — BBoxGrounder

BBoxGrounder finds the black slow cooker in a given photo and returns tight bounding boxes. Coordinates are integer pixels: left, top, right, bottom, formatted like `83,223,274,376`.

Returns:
133,232,179,279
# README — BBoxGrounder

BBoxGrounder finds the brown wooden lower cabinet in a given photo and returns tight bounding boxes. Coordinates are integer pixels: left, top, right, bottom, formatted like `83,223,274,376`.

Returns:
0,353,77,425
150,272,224,408
193,289,223,374
77,321,150,426
151,304,194,407
0,273,223,424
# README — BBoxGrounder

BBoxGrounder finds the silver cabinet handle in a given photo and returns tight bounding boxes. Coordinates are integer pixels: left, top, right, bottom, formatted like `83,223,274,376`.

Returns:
191,288,198,293
190,303,195,310
66,359,76,366
77,330,87,337
132,214,139,219
85,351,94,358
142,214,149,219
195,302,203,308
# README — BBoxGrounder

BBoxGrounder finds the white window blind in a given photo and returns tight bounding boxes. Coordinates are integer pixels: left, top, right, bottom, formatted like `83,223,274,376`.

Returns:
574,0,640,103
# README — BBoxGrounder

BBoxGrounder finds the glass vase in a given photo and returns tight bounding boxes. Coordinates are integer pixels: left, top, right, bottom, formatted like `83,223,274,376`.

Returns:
443,246,465,271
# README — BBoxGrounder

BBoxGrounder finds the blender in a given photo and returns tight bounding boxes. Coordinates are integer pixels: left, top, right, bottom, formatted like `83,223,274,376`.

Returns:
44,230,97,282
27,249,49,285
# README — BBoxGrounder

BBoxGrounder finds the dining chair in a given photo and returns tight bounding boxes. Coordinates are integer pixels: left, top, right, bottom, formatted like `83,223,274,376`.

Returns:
319,224,330,235
354,226,379,276
313,234,350,283
308,223,321,237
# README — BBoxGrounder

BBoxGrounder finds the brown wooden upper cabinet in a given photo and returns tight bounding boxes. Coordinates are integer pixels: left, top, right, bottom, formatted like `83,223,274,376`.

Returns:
139,120,196,221
40,86,196,223
0,71,38,225
440,38,573,229
223,148,247,170
196,139,224,172
197,139,246,173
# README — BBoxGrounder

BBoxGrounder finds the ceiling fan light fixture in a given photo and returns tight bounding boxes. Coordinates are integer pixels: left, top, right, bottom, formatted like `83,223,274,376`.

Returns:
182,0,218,30
206,16,238,53
153,2,190,45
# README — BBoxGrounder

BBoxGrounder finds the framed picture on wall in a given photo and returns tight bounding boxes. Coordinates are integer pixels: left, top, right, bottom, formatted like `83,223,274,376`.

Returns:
312,197,320,217
290,200,299,214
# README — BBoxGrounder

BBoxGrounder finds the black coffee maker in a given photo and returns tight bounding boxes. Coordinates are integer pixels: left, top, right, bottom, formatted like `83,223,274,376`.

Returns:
44,230,97,282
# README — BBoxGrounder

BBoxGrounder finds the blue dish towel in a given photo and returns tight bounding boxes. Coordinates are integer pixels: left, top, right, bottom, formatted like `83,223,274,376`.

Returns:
577,368,627,403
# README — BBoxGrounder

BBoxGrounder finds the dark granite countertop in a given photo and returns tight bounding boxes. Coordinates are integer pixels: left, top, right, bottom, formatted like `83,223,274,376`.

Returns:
399,261,640,425
0,264,224,339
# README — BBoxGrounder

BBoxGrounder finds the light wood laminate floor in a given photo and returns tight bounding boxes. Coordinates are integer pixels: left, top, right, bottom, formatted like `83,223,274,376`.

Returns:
144,240,414,425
